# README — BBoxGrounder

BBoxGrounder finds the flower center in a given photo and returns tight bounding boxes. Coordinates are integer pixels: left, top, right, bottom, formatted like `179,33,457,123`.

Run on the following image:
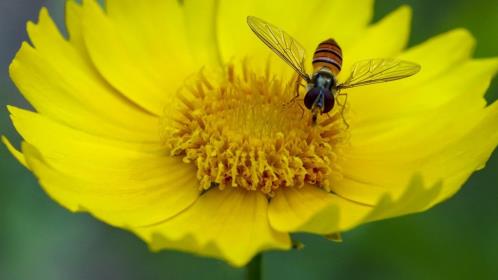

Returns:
162,61,349,196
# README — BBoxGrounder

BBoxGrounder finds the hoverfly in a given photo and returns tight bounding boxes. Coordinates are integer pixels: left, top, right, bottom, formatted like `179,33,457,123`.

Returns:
247,16,421,125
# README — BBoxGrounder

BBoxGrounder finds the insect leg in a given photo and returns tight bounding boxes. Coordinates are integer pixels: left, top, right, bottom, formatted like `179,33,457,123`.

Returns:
283,76,306,107
297,102,305,119
335,92,347,106
336,92,350,128
294,75,304,98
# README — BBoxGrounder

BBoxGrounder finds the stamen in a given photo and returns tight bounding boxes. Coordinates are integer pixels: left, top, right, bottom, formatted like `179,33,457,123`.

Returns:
162,61,349,196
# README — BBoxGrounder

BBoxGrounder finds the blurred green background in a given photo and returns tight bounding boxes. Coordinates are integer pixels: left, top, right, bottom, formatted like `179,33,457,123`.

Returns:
0,0,497,279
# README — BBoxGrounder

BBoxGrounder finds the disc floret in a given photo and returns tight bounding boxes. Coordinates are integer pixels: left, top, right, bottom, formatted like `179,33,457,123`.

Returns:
164,63,348,196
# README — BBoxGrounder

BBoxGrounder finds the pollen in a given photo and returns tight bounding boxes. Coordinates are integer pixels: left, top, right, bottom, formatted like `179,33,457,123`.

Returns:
162,61,349,196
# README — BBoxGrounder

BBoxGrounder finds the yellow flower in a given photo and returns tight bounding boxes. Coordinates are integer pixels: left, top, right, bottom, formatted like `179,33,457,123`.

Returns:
3,0,498,267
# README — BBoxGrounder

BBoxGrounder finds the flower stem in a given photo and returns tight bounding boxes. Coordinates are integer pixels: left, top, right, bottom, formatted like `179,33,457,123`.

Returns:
246,253,263,280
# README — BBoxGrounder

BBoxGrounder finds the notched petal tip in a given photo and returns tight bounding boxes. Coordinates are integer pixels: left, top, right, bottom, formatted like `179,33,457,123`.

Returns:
27,6,60,47
8,42,34,78
24,6,50,36
65,0,84,44
1,136,28,168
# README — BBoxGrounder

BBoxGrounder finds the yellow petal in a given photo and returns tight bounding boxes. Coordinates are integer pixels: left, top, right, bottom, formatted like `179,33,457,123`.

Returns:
81,0,194,115
347,60,498,159
280,46,498,226
351,58,498,137
8,107,199,227
269,176,442,234
105,0,209,70
65,1,85,51
339,6,411,79
423,101,498,202
181,0,222,66
2,136,27,168
217,0,373,72
398,29,476,85
217,0,309,63
11,7,158,141
134,188,291,267
334,58,498,205
349,29,479,122
296,0,374,53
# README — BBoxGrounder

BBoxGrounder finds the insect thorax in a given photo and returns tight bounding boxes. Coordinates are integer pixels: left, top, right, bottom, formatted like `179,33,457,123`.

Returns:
311,70,336,91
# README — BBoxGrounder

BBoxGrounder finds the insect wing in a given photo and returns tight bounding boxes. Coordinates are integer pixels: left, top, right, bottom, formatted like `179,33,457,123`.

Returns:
247,16,310,81
338,59,421,89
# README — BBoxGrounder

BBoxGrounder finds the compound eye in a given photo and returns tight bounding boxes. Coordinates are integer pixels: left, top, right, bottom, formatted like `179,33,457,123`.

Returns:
322,91,335,113
304,88,321,110
304,88,335,113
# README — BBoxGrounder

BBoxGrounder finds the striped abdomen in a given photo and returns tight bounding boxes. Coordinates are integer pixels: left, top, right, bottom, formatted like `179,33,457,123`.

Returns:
312,39,343,75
